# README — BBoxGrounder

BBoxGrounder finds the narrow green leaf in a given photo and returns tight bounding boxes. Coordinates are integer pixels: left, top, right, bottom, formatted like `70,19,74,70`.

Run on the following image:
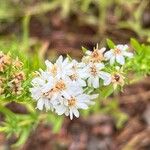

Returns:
81,46,88,53
52,117,63,133
12,128,31,147
100,85,114,99
106,39,115,49
130,38,142,54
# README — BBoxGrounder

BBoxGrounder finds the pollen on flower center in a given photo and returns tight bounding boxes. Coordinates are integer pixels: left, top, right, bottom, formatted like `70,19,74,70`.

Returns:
54,80,66,91
91,50,104,62
68,97,76,107
90,65,97,76
114,48,121,55
112,73,124,84
114,74,120,82
43,89,53,99
70,74,78,81
43,80,66,99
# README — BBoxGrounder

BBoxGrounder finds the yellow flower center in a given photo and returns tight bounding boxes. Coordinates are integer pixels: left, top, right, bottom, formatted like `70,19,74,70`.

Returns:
112,73,124,86
43,80,66,99
54,80,66,91
91,49,104,62
70,74,78,81
90,65,97,76
114,48,121,55
68,97,76,107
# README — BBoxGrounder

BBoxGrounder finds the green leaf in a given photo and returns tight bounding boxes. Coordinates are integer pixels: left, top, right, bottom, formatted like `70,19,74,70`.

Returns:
12,127,31,147
52,117,63,133
106,39,115,49
130,38,142,54
81,46,88,53
100,85,114,99
67,54,72,61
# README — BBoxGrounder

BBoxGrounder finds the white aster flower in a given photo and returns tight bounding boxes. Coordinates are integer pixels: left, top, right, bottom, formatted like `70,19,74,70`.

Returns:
110,66,125,89
82,45,106,63
68,60,87,87
55,90,98,120
104,44,133,65
30,69,83,111
83,63,111,88
45,55,72,79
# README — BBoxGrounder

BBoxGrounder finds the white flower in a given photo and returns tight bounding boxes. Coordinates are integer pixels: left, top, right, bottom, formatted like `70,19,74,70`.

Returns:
30,64,83,111
45,55,72,79
104,44,133,65
68,60,87,87
82,46,106,63
30,42,132,119
111,66,125,89
55,90,98,120
83,63,111,88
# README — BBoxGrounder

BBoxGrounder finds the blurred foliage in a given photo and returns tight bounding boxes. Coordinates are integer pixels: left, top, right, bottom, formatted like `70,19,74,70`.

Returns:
0,0,150,148
0,0,149,38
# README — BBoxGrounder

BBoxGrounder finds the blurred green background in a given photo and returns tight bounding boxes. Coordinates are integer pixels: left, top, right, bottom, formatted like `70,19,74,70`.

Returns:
0,0,150,60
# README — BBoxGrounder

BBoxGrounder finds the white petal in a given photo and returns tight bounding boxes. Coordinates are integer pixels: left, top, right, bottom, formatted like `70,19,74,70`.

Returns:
90,94,99,99
56,55,63,66
123,51,133,58
77,94,89,101
100,47,106,53
56,105,66,115
116,55,125,65
69,109,73,120
104,76,112,85
99,71,111,85
42,82,53,93
85,50,92,55
37,99,44,110
72,108,79,118
104,50,113,59
78,79,86,87
45,99,51,110
77,103,88,109
88,77,92,87
96,63,104,70
45,60,52,68
110,56,115,65
122,45,128,51
65,109,69,116
30,88,42,100
93,76,99,88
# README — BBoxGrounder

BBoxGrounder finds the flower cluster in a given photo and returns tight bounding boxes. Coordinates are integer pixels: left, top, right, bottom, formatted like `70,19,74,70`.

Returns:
30,44,133,119
9,72,25,95
0,51,11,72
0,51,25,96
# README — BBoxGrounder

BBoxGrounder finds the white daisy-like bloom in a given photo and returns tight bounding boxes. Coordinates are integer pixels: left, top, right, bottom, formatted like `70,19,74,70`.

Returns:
30,71,55,111
104,44,133,65
55,90,98,120
110,66,125,89
82,46,106,63
30,74,83,111
30,43,132,119
83,63,111,88
68,60,87,87
45,55,72,79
